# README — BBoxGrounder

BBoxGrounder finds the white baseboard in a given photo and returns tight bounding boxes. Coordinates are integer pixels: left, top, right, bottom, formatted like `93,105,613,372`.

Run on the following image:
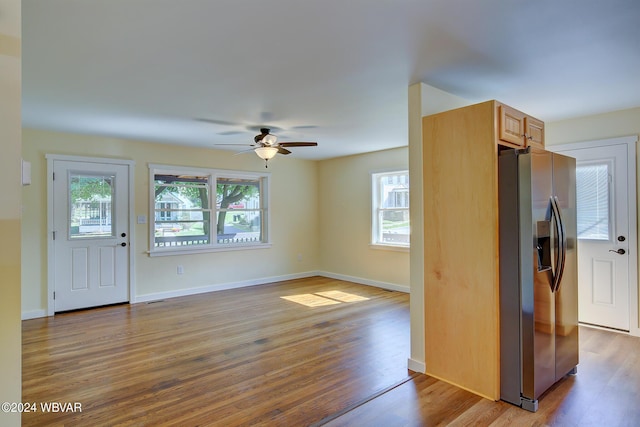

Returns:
133,271,321,303
317,271,410,293
580,322,640,338
24,270,408,317
407,358,426,373
22,309,48,320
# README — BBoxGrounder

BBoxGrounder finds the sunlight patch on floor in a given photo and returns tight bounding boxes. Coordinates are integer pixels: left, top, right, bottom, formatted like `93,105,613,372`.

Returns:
316,290,370,302
280,291,370,307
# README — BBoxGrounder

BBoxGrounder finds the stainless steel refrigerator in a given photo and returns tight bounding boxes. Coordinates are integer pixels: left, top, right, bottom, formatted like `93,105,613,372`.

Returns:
498,147,579,412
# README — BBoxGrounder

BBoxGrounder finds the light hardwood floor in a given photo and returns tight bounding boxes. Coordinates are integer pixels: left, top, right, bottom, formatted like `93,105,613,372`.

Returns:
22,277,411,426
23,277,640,426
327,325,640,427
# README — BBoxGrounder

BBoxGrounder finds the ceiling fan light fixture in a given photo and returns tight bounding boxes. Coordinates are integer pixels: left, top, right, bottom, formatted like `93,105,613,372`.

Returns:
254,146,279,160
262,134,277,145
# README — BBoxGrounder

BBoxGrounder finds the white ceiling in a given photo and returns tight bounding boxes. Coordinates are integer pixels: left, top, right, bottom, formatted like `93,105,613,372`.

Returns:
22,0,640,160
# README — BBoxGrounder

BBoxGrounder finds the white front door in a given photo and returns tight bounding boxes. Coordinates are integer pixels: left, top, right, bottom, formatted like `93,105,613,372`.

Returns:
555,143,631,331
50,158,131,312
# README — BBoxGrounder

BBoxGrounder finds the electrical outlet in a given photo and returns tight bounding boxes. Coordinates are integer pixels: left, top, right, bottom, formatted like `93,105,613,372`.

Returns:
297,253,302,262
177,265,184,275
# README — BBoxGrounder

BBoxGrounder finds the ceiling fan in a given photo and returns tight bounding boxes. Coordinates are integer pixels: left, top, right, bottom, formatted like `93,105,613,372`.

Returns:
216,128,318,167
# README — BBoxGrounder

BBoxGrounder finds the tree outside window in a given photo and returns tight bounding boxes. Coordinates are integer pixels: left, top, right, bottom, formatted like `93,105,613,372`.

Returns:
150,166,269,254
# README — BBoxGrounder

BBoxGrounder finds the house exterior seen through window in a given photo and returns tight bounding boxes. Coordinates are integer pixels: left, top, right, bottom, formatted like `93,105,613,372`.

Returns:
69,173,114,239
371,170,409,248
150,165,270,255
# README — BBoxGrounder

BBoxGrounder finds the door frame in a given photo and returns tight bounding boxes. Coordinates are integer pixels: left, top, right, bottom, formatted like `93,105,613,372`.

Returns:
46,154,136,316
549,135,639,337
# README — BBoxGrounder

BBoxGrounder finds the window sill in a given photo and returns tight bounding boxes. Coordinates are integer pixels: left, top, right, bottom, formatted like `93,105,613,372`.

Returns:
148,242,272,257
369,244,410,253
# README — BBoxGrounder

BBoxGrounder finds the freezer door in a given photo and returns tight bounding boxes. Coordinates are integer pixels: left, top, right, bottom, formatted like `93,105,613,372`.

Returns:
552,153,580,379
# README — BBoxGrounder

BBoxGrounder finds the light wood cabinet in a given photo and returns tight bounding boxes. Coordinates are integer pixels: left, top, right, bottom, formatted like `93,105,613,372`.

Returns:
524,115,545,149
498,104,526,148
422,100,545,401
497,102,545,149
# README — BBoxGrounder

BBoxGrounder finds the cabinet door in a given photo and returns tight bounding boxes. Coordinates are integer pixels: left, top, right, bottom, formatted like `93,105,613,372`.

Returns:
525,116,545,149
498,104,526,148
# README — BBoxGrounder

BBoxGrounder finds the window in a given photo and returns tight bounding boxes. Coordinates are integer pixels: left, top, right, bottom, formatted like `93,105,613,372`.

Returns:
69,173,114,238
149,165,270,255
576,162,611,240
371,170,410,248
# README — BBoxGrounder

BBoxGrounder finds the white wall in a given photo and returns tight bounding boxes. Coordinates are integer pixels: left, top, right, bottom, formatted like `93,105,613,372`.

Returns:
547,106,640,331
22,129,320,314
318,147,410,291
0,0,22,424
22,125,416,318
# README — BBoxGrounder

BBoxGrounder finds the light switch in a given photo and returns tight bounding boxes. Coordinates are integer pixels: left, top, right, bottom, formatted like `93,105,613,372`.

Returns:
22,160,31,185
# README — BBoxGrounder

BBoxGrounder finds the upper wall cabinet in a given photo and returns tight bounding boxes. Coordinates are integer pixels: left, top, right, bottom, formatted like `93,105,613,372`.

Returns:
524,116,545,150
497,103,545,149
498,104,526,148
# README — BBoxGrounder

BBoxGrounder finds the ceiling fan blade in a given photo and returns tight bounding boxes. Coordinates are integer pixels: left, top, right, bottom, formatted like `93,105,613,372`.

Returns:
214,143,256,147
217,130,247,136
278,142,318,147
277,147,292,155
195,118,241,126
290,125,318,130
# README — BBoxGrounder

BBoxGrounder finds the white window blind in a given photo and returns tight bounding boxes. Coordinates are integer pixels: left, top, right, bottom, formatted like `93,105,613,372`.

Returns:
576,163,610,240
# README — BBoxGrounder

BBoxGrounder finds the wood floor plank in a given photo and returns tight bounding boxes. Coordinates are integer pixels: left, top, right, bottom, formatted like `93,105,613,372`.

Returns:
23,278,640,426
327,326,640,427
22,277,411,426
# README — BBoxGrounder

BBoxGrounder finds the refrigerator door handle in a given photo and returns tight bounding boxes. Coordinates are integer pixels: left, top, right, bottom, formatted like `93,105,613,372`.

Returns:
551,196,567,292
549,197,561,292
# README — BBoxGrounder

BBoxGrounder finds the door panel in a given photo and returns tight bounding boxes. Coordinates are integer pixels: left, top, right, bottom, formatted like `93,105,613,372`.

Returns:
555,144,629,331
71,247,89,290
99,247,116,286
592,259,614,304
52,160,130,312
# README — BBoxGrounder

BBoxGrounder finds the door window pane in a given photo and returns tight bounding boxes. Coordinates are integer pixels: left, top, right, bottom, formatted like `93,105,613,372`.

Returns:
69,174,114,238
576,163,610,240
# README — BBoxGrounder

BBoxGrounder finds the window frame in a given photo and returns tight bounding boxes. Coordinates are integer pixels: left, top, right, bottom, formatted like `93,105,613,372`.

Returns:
148,164,271,256
370,169,410,251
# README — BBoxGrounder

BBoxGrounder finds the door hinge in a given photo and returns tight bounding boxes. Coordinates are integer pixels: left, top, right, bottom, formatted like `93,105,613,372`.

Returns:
53,172,55,181
53,292,56,300
53,231,56,240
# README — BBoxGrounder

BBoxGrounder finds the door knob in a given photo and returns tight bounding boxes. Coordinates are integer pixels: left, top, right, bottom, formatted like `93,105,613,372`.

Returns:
121,242,127,247
609,248,626,255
